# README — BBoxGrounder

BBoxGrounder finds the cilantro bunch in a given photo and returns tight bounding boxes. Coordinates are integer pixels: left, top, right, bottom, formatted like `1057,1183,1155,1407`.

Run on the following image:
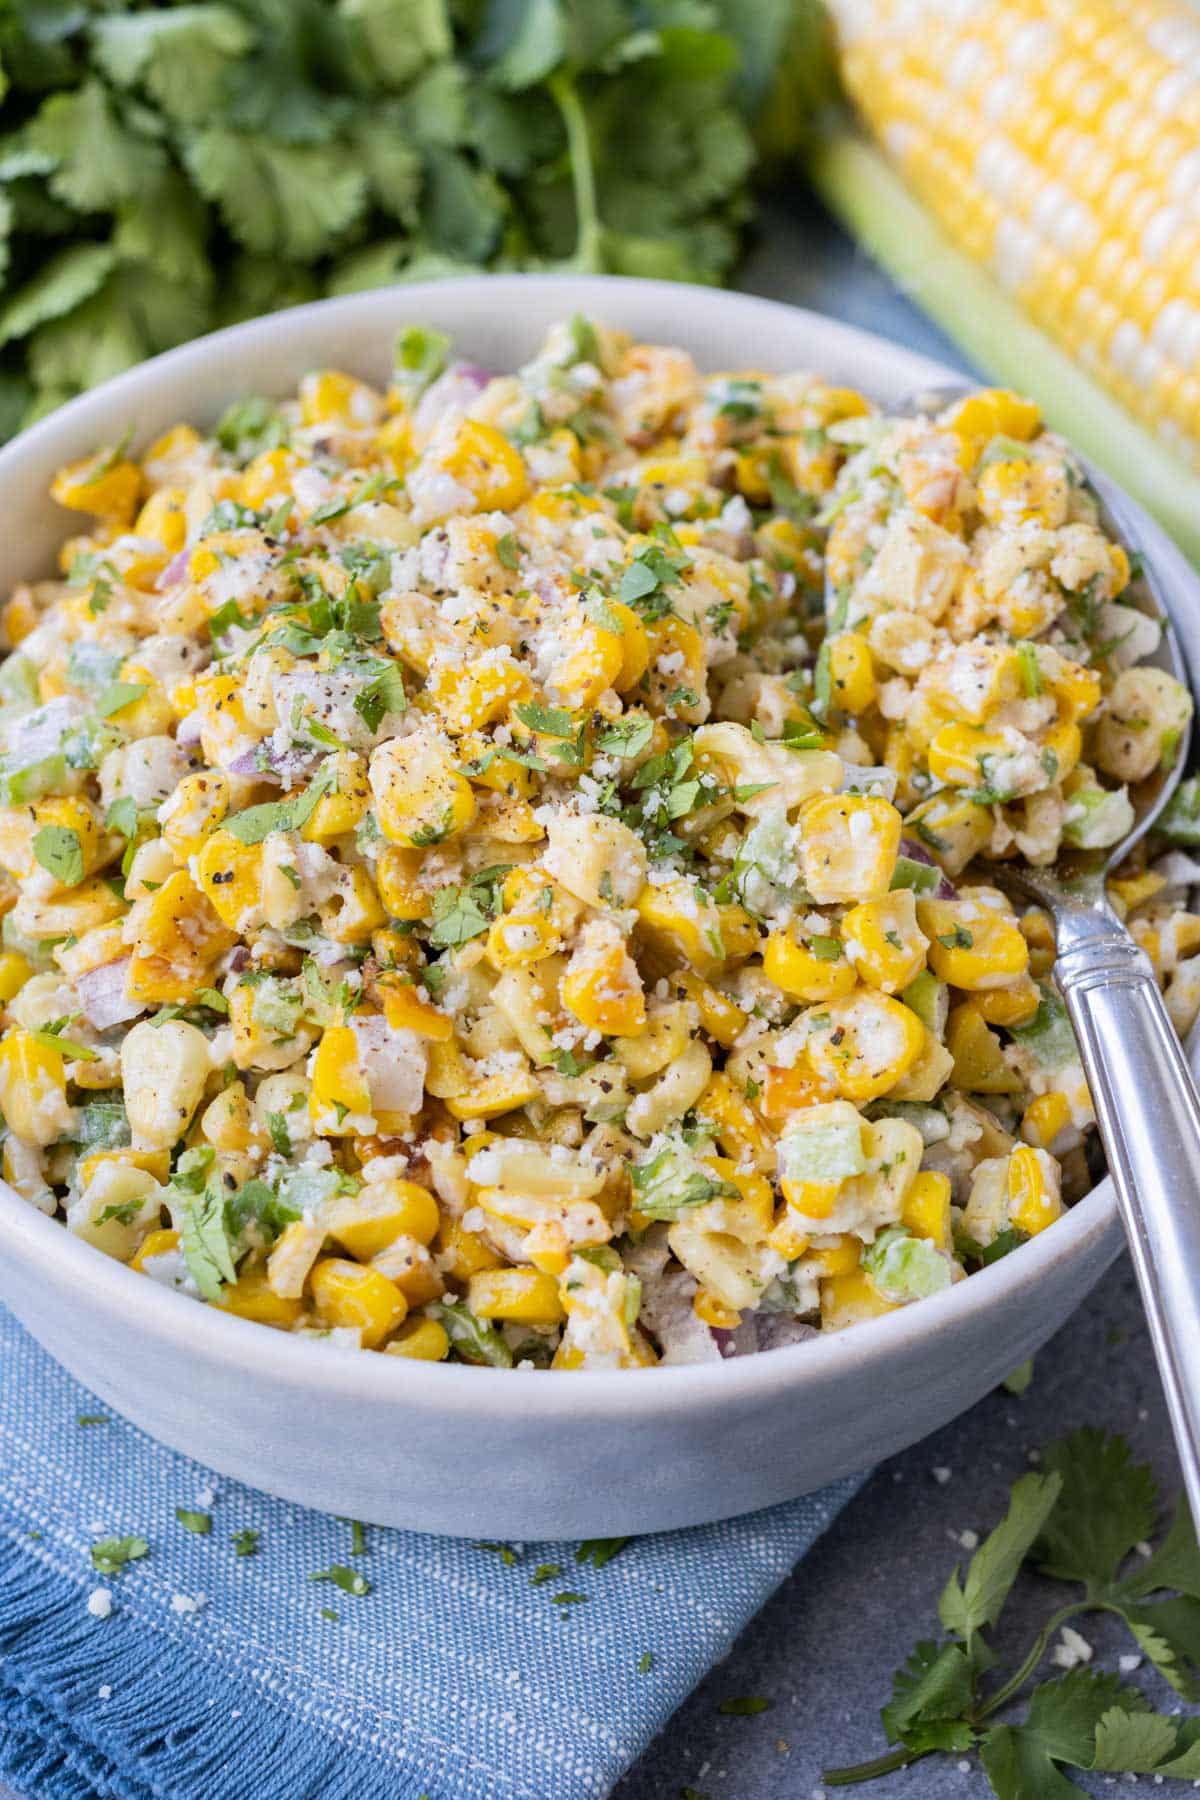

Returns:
827,1429,1200,1794
0,0,830,438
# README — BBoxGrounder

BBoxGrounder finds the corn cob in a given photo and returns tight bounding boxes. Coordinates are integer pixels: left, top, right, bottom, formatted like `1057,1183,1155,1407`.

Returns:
825,0,1200,512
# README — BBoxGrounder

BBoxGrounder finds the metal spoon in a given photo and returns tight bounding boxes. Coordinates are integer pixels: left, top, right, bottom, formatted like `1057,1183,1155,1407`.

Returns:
836,383,1200,1521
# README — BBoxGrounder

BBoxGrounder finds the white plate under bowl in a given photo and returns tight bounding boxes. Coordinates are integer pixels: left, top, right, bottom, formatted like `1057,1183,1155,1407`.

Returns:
0,276,1190,1540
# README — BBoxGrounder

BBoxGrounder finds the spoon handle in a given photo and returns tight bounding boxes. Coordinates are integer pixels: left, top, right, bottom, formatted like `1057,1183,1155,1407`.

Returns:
1055,902,1200,1524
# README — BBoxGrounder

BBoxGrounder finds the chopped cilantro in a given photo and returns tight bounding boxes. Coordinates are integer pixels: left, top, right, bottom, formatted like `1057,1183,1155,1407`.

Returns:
175,1509,212,1536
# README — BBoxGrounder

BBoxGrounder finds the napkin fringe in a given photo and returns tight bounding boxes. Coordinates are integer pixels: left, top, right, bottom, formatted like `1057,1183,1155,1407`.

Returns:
0,1549,430,1800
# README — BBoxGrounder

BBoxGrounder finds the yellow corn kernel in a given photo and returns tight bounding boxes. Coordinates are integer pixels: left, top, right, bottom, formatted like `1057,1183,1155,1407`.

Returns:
195,831,264,930
903,793,993,877
299,751,370,843
900,1170,952,1249
51,449,141,522
369,735,476,849
642,616,708,721
840,890,928,993
198,1082,256,1154
467,1266,564,1325
160,771,230,858
485,910,561,971
444,1066,542,1121
436,1217,502,1281
299,369,382,428
606,601,650,690
130,1227,181,1273
1041,714,1082,784
30,795,103,888
799,794,901,903
977,457,1068,529
826,632,877,715
1007,1145,1063,1238
142,422,201,481
239,447,297,510
195,674,258,767
372,845,427,922
212,1266,304,1328
806,990,926,1102
0,952,32,1003
310,1257,407,1348
920,898,1029,991
694,1288,741,1330
927,723,1012,788
976,975,1041,1028
767,1213,811,1260
1052,658,1104,721
443,419,528,511
426,658,532,736
761,1059,840,1121
670,971,743,1048
327,1179,440,1259
1022,1090,1073,1151
321,866,386,946
550,621,625,709
561,929,646,1037
1109,870,1167,915
134,486,188,553
782,1178,841,1220
385,1317,450,1361
377,972,453,1040
79,1147,171,1187
808,1236,861,1277
696,1071,770,1168
946,1002,1023,1095
765,924,857,1008
947,389,1041,449
821,1267,899,1330
2,589,39,644
636,876,740,979
309,1026,372,1135
12,876,125,942
128,870,235,1005
0,1029,70,1145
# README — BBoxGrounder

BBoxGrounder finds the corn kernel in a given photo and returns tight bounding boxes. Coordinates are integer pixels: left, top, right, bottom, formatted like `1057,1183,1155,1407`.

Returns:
799,795,901,903
310,1257,407,1348
467,1266,563,1325
920,897,1029,991
385,1317,450,1361
900,1170,952,1249
1007,1144,1062,1237
805,990,926,1102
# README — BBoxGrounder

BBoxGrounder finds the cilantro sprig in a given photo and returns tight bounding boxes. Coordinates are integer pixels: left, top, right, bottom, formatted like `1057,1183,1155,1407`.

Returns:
825,1430,1200,1793
0,5,818,436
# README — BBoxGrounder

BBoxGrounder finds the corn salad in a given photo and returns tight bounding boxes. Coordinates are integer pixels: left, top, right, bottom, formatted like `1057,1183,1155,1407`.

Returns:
0,318,1193,1369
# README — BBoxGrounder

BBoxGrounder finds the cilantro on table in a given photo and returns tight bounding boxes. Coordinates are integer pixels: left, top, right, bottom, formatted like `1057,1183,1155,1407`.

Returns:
90,1534,149,1576
824,1429,1200,1793
0,1,831,435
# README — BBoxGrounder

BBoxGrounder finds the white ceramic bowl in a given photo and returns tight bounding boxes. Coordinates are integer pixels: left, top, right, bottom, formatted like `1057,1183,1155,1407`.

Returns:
0,276,1189,1540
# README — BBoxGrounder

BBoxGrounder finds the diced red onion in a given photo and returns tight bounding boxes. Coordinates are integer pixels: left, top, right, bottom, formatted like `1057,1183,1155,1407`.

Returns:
754,1316,819,1354
900,837,957,899
156,548,190,590
75,960,145,1031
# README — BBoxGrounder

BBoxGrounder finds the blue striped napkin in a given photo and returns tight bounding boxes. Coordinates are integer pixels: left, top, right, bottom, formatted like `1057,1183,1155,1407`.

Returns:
0,1306,864,1800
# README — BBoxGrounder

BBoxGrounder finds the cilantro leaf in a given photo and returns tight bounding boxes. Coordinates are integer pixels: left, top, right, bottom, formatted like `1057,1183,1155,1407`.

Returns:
184,129,368,261
179,1184,238,1302
222,765,335,845
1035,1429,1157,1591
981,1671,1148,1798
880,1639,985,1748
32,823,85,888
91,1533,149,1576
939,1471,1062,1641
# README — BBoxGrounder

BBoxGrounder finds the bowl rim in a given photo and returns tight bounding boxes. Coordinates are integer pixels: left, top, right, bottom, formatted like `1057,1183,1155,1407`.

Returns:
0,271,1131,1418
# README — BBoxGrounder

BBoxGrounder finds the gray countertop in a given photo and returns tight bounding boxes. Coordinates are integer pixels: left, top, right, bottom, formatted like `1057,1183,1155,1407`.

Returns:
0,192,1182,1800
